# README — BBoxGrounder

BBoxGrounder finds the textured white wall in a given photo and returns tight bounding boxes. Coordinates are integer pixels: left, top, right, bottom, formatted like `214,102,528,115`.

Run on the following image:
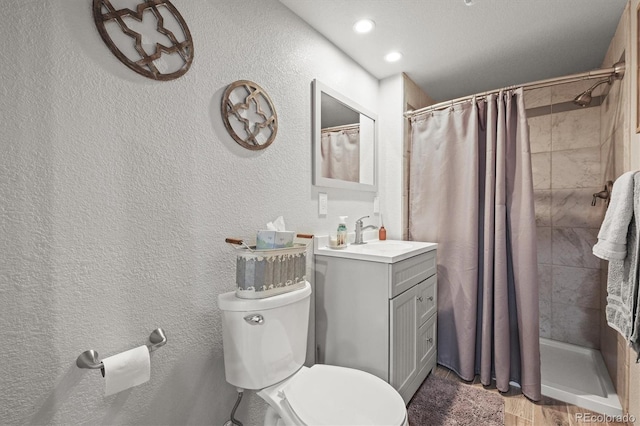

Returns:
0,1,383,424
378,75,405,239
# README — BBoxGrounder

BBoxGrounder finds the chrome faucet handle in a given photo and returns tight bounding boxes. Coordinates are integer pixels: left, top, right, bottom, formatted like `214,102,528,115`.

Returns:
355,215,369,225
354,216,372,245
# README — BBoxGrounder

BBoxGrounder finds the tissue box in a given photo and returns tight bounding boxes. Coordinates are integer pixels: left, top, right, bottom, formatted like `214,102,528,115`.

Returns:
274,231,294,248
256,230,294,249
234,244,307,299
256,230,276,250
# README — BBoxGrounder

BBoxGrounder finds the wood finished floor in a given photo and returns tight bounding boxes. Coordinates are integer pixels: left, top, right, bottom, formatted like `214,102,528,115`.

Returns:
417,366,633,426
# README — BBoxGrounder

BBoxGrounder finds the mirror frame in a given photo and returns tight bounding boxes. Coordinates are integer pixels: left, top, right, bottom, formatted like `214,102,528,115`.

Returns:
312,79,378,192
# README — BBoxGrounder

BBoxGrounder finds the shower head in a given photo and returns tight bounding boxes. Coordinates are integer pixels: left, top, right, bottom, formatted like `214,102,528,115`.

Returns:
573,61,626,107
573,77,611,107
573,90,593,107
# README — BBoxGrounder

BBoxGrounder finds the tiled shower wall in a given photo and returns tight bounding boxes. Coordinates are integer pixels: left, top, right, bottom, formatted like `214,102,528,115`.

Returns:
599,54,628,411
526,82,608,348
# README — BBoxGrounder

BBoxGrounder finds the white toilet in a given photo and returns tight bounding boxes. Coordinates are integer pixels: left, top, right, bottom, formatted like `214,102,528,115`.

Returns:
218,281,408,426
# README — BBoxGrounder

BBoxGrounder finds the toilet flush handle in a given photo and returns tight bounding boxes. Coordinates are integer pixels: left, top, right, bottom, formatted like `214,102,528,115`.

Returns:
244,314,264,325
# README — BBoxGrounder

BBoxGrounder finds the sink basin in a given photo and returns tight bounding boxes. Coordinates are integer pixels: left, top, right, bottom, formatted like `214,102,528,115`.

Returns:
315,238,437,263
342,241,414,254
360,241,413,252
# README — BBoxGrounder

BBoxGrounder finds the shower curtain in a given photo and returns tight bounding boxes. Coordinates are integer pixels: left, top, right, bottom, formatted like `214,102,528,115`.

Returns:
320,125,360,182
409,88,541,401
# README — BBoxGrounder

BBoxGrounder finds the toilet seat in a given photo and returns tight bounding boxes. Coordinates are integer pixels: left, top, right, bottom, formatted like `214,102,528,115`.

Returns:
276,365,406,426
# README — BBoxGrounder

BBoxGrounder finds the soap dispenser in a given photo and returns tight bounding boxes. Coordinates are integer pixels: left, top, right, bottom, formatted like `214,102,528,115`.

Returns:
337,216,348,247
379,213,387,241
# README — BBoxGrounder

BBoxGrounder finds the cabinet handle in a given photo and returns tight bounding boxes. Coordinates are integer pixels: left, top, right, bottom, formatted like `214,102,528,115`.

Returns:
417,296,424,302
427,337,433,343
427,296,434,301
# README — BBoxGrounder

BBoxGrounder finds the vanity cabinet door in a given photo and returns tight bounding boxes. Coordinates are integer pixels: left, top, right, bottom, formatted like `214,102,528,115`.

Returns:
389,280,423,401
417,313,437,374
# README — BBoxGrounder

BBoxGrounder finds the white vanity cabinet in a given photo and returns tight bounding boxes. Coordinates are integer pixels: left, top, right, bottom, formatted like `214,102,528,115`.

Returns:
314,242,437,404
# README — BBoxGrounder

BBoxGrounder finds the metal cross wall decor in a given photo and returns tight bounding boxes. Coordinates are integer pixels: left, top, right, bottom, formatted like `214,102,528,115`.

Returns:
93,0,194,81
221,81,278,150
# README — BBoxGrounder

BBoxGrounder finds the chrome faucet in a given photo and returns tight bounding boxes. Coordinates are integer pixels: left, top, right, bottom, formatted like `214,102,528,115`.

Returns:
354,216,378,245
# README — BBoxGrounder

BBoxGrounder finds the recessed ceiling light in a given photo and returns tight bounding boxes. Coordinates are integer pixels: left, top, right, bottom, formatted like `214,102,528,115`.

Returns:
353,19,375,34
464,0,474,5
384,51,403,62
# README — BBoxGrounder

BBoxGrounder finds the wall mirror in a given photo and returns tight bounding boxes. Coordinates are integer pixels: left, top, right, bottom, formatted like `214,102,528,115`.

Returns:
313,79,377,192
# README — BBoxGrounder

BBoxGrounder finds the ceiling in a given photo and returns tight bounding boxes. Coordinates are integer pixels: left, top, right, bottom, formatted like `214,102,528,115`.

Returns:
279,0,628,102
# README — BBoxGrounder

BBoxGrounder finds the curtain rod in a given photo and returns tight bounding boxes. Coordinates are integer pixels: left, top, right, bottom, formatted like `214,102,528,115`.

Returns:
405,61,626,119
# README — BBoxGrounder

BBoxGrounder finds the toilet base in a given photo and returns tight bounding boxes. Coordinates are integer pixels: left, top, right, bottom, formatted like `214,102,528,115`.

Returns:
258,373,304,426
263,406,284,426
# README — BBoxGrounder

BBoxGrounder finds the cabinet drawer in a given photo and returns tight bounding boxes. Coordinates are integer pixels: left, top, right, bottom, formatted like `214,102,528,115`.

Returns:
389,250,436,298
417,313,437,370
417,275,437,326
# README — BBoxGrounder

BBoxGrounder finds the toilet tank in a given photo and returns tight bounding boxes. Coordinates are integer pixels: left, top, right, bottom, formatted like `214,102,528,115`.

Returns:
217,282,311,390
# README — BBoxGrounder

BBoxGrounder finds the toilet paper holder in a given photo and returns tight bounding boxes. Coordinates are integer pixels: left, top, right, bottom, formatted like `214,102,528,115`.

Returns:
76,328,167,375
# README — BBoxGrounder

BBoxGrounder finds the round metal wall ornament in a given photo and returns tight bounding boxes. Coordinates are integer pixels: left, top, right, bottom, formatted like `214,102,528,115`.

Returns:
93,0,194,81
221,81,278,150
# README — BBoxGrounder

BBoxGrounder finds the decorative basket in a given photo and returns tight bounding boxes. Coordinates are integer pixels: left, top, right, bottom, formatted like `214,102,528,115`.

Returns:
226,235,312,299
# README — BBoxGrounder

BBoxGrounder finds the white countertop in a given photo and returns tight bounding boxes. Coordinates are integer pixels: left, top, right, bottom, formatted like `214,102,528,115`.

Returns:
314,232,437,263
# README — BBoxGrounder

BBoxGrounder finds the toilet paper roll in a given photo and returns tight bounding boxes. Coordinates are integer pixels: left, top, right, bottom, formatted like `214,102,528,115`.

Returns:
103,345,150,396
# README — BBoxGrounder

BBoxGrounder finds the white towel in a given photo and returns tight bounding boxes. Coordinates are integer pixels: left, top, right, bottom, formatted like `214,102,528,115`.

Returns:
628,173,640,360
595,172,640,357
593,171,636,260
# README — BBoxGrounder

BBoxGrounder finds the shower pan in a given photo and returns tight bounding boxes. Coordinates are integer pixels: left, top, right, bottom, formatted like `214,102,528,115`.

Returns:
540,338,622,416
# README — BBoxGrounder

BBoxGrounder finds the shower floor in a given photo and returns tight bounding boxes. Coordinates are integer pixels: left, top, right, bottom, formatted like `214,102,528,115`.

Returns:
540,338,622,416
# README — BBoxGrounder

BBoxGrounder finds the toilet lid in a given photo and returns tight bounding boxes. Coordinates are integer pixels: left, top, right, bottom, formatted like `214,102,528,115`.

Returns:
281,365,406,426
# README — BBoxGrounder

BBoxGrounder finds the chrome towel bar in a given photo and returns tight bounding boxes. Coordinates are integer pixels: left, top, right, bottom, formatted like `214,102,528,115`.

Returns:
76,328,167,375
